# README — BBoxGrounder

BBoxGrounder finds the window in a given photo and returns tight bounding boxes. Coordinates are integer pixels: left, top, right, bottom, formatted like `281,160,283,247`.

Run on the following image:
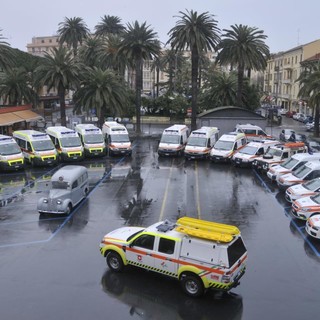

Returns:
27,142,32,152
158,238,175,254
133,234,155,250
227,237,247,267
72,180,78,189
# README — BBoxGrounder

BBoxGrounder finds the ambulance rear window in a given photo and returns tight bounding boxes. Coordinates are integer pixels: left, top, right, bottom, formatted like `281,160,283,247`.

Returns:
227,237,247,267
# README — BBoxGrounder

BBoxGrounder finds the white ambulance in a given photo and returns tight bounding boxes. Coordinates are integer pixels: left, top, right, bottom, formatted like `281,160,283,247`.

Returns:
158,124,189,157
13,130,58,166
234,123,272,141
75,124,106,157
210,132,247,162
100,217,247,297
232,139,279,167
184,126,219,160
102,121,132,156
0,134,24,171
46,126,84,162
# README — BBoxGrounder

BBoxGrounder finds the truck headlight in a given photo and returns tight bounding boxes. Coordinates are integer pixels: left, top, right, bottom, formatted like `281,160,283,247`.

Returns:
43,199,48,203
56,199,62,205
301,208,311,212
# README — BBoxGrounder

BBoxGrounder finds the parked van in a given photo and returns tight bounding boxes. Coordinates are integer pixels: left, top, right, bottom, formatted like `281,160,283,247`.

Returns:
13,130,58,166
0,134,24,171
210,132,247,162
232,139,279,167
75,124,106,157
234,123,272,141
37,165,89,215
267,152,320,182
184,126,219,160
46,126,84,162
158,124,189,157
277,160,320,190
285,177,320,203
102,121,132,156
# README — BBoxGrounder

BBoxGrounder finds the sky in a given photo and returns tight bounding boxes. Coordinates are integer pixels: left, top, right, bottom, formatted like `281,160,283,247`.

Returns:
1,0,320,53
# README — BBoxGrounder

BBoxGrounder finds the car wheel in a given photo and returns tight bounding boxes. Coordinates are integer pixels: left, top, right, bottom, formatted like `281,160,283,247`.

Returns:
180,274,204,297
106,251,124,272
65,203,72,215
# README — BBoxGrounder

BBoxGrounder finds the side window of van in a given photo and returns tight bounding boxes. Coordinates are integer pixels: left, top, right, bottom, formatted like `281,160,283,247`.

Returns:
258,130,266,136
233,142,238,150
27,142,32,152
282,152,289,159
158,238,175,255
241,138,246,146
257,148,264,155
72,180,78,189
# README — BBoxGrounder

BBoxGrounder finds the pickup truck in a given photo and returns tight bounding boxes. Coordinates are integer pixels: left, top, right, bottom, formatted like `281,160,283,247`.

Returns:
99,217,248,297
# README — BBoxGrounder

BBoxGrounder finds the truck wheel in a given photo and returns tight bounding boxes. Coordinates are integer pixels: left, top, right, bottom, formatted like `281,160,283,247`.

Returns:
180,274,204,297
106,251,124,272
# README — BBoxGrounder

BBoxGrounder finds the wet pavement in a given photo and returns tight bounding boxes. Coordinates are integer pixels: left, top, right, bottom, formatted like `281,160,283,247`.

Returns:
0,116,320,320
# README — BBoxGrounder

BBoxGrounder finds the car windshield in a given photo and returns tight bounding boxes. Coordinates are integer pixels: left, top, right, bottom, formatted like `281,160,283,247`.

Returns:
293,165,312,178
214,140,234,151
110,134,130,143
84,134,104,144
311,193,320,204
52,181,70,189
60,136,81,147
32,140,55,151
266,148,282,157
281,158,299,169
160,134,180,144
303,178,320,191
238,145,257,155
0,143,21,155
187,137,206,147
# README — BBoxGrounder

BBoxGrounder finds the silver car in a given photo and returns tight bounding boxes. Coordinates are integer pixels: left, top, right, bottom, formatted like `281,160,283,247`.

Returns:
37,165,89,214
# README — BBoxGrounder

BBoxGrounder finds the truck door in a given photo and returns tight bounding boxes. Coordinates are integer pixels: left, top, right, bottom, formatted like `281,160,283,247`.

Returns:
153,237,178,276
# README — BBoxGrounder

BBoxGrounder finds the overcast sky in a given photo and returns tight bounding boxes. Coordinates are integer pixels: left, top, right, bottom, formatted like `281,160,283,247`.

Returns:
1,0,319,53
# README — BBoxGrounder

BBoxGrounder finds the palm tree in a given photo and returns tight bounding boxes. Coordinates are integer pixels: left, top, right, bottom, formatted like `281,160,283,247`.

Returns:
73,67,129,127
297,63,320,137
78,36,106,68
0,30,15,71
118,21,160,133
95,15,125,37
167,10,220,131
58,17,90,56
34,46,82,126
217,24,270,108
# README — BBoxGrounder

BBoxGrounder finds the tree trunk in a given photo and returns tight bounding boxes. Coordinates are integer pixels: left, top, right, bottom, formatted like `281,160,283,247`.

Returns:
58,84,67,127
315,104,319,137
191,47,199,131
135,58,142,134
237,65,245,108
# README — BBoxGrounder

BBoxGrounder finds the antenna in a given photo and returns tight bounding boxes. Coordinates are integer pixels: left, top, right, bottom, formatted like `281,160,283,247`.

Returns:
297,28,300,45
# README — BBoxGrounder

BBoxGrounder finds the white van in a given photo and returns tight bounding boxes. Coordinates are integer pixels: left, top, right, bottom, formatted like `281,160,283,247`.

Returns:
158,124,189,157
75,124,106,157
277,160,320,190
13,130,58,166
285,177,320,203
267,152,320,182
46,126,84,162
0,134,24,171
184,126,219,160
102,121,132,156
234,123,272,141
232,139,279,167
210,132,247,162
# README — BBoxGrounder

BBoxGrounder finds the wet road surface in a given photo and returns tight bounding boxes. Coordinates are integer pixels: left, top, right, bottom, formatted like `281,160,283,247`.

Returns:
1,117,320,320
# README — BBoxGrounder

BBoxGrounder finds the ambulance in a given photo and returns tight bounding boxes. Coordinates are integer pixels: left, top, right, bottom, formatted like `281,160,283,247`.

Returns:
232,139,279,167
102,121,132,156
100,217,247,297
46,126,84,162
0,134,24,171
234,123,272,141
184,126,219,160
75,124,106,157
158,124,189,157
13,130,58,166
210,132,247,162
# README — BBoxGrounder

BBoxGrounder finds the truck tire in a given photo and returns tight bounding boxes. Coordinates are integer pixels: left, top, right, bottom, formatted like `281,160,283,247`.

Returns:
106,251,124,272
180,274,204,297
65,203,72,215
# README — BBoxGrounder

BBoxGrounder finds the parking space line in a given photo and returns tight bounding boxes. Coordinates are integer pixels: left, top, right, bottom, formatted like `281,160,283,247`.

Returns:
195,161,201,219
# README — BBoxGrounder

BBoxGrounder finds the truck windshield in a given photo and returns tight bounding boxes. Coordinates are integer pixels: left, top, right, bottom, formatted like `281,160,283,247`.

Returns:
293,165,312,178
32,140,55,151
227,237,247,267
84,134,104,144
214,140,234,151
0,143,21,155
303,178,320,191
52,181,69,189
110,134,130,143
280,157,299,169
187,137,206,147
160,135,180,144
265,148,282,158
238,145,257,155
60,137,81,147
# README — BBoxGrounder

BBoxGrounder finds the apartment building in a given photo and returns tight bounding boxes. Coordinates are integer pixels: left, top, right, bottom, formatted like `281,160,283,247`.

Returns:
263,39,320,113
27,35,61,57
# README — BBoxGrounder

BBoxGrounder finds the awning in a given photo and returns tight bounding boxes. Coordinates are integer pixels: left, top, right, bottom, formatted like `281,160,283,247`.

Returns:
0,113,25,126
12,110,43,122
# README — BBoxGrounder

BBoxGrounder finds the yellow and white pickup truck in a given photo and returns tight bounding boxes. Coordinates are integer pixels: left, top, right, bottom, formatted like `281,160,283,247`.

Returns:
99,217,248,297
